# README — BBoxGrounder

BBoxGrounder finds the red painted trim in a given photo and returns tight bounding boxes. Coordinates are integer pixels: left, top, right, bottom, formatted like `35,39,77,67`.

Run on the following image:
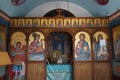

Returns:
0,10,10,18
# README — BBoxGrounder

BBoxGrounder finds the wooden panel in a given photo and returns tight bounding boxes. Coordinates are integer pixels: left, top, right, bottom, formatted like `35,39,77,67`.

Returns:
27,62,45,80
94,63,111,80
74,62,92,80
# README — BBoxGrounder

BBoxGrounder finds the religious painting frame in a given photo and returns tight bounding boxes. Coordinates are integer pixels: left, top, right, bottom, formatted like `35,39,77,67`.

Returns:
75,31,91,61
33,18,40,28
0,24,6,52
18,19,25,27
46,32,73,64
41,19,48,27
94,19,101,27
113,26,120,61
102,18,109,27
28,31,45,61
9,31,26,80
86,18,93,27
56,19,63,27
71,18,79,27
49,19,55,27
64,19,71,27
10,19,18,27
79,19,87,27
93,31,109,61
25,19,33,27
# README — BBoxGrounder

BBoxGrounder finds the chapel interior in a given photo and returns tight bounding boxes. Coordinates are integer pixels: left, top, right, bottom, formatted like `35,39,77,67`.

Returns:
0,0,120,80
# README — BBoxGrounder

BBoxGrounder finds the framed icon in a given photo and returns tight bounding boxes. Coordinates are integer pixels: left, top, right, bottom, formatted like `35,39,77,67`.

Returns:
33,19,40,27
75,31,91,61
102,19,109,27
79,19,86,27
56,19,63,27
18,19,25,27
41,19,47,27
72,19,79,27
10,32,26,80
25,19,32,27
28,32,45,61
10,19,17,27
94,19,101,27
64,19,71,27
49,19,55,27
87,19,93,27
93,31,109,61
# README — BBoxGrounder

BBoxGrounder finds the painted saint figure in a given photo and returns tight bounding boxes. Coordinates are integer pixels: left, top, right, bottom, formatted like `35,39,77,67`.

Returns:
42,20,47,27
33,21,39,27
72,20,78,27
87,20,92,27
114,33,120,61
26,21,31,27
11,41,26,80
80,20,86,27
75,33,90,60
94,20,100,27
65,20,70,27
50,20,55,27
19,20,24,27
10,20,15,27
94,34,108,60
57,20,62,27
29,33,44,60
103,20,108,27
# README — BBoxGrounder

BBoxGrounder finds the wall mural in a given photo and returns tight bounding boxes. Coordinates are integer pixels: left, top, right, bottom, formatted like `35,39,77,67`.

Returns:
75,32,91,61
94,0,109,5
0,25,6,52
113,26,120,61
28,32,45,61
9,32,26,80
11,0,27,6
93,31,108,61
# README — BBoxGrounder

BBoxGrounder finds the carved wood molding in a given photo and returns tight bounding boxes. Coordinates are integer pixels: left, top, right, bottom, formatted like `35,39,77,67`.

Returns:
0,10,10,21
109,10,120,22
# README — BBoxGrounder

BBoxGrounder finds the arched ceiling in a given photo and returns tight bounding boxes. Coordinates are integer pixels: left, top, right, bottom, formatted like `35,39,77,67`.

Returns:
0,0,120,17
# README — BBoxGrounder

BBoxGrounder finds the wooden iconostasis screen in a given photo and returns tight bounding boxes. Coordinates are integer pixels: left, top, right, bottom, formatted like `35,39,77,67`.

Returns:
8,31,45,80
74,31,111,80
8,17,112,80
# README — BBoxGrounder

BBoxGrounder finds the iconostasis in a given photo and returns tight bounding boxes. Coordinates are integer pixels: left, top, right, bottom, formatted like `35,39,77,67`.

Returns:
8,17,112,80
